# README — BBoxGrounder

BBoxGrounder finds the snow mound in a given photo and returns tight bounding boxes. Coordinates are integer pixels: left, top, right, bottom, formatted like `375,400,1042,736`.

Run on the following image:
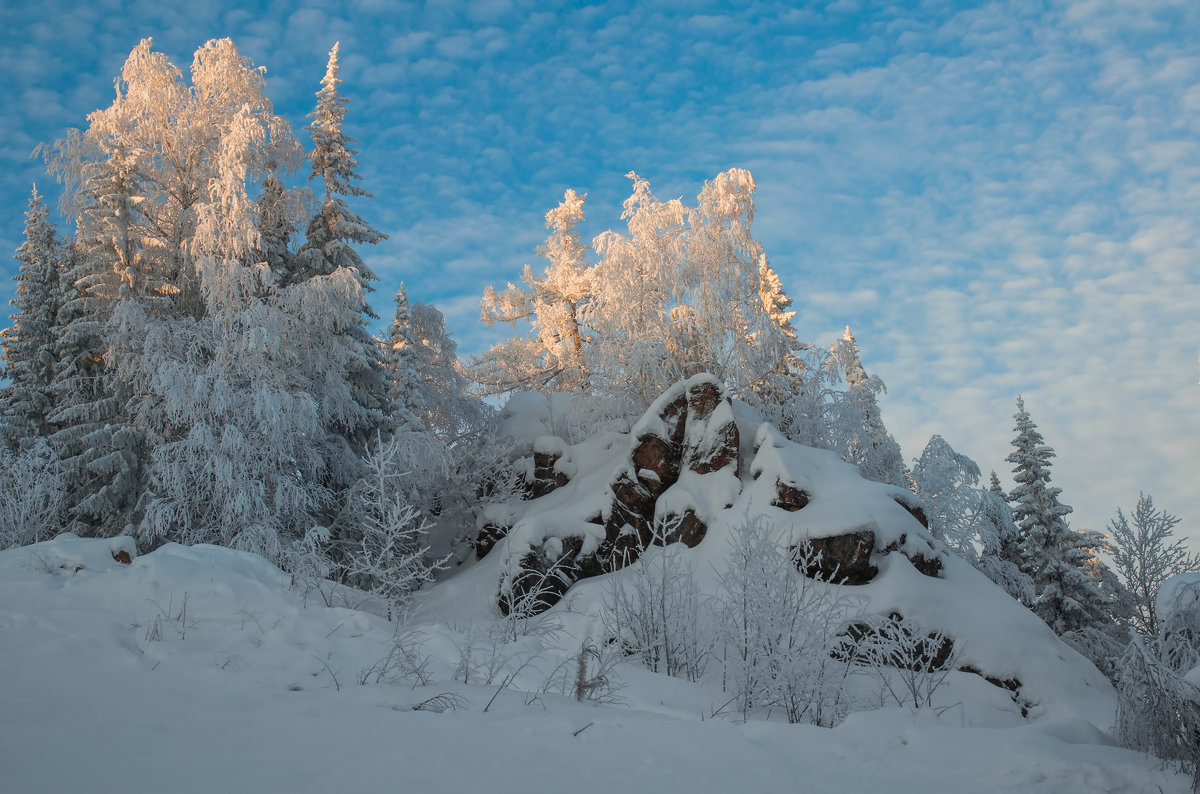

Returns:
469,375,1115,727
0,534,1187,793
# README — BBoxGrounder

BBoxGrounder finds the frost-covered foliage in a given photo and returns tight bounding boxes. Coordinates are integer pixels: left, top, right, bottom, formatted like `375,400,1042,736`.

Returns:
826,327,906,488
588,170,798,407
848,612,958,711
0,440,64,549
911,435,1032,601
1110,493,1200,637
476,189,592,394
478,170,800,410
383,284,424,432
13,38,414,559
336,432,448,618
1006,397,1109,636
291,42,388,458
1116,581,1200,793
294,42,386,289
912,435,985,556
602,517,710,682
1,187,64,446
410,300,489,444
714,519,858,726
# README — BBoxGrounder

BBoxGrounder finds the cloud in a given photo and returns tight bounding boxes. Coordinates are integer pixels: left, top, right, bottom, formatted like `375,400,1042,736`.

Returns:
2,0,1199,549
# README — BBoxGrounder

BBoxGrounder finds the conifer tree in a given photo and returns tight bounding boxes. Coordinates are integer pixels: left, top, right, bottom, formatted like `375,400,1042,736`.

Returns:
1006,397,1108,635
48,145,145,536
411,300,486,444
292,42,388,461
828,327,907,487
383,284,425,432
294,41,385,288
1,187,64,445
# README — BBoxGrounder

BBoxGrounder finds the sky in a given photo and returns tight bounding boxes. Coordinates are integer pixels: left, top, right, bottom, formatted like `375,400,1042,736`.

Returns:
2,0,1198,547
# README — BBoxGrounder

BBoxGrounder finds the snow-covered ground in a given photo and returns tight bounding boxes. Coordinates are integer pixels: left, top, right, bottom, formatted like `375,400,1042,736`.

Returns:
0,534,1188,794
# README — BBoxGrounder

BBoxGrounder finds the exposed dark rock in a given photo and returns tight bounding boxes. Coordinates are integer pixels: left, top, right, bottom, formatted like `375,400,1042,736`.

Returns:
660,391,690,447
632,434,680,497
906,551,943,578
681,379,739,477
771,481,811,512
881,534,943,578
892,495,929,529
798,530,878,585
475,522,511,560
959,665,1029,716
610,470,657,519
959,665,1022,694
684,417,739,476
530,445,569,498
838,612,955,671
659,509,708,548
685,378,722,421
498,544,580,616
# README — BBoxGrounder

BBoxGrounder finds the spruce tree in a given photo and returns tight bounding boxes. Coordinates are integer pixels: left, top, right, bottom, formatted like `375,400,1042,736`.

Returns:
828,327,907,487
292,42,388,462
1,187,64,446
1006,397,1107,635
383,284,425,433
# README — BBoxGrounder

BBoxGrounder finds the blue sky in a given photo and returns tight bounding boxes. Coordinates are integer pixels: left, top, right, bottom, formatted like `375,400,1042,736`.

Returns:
3,0,1199,544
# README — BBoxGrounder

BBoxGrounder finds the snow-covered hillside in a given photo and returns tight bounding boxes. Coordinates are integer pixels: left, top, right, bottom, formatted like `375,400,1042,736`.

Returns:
0,534,1188,794
0,379,1191,793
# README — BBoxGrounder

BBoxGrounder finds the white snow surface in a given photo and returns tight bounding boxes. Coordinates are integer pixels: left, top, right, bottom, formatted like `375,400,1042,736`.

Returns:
0,533,1188,793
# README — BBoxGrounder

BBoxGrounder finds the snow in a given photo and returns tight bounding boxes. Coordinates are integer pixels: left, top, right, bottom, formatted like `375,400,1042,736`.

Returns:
1156,571,1200,624
0,535,1187,793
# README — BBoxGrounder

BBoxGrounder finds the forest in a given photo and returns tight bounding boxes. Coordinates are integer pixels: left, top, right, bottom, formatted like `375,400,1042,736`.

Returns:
2,38,1199,790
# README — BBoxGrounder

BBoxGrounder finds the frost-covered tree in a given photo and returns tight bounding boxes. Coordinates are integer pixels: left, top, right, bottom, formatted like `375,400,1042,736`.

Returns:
383,284,425,432
1109,493,1199,637
39,38,306,537
0,439,64,549
48,144,146,536
476,189,592,395
715,519,857,725
911,435,983,557
1,187,64,446
135,97,330,562
411,300,486,444
976,470,1034,605
1116,577,1200,789
911,436,1032,603
827,327,906,487
1006,397,1108,635
255,164,309,282
292,42,388,458
586,169,800,407
336,432,447,618
294,41,384,288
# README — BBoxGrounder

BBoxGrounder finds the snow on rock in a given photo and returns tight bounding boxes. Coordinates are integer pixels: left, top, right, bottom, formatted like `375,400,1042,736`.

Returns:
494,375,743,613
480,374,1116,727
5,532,139,574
